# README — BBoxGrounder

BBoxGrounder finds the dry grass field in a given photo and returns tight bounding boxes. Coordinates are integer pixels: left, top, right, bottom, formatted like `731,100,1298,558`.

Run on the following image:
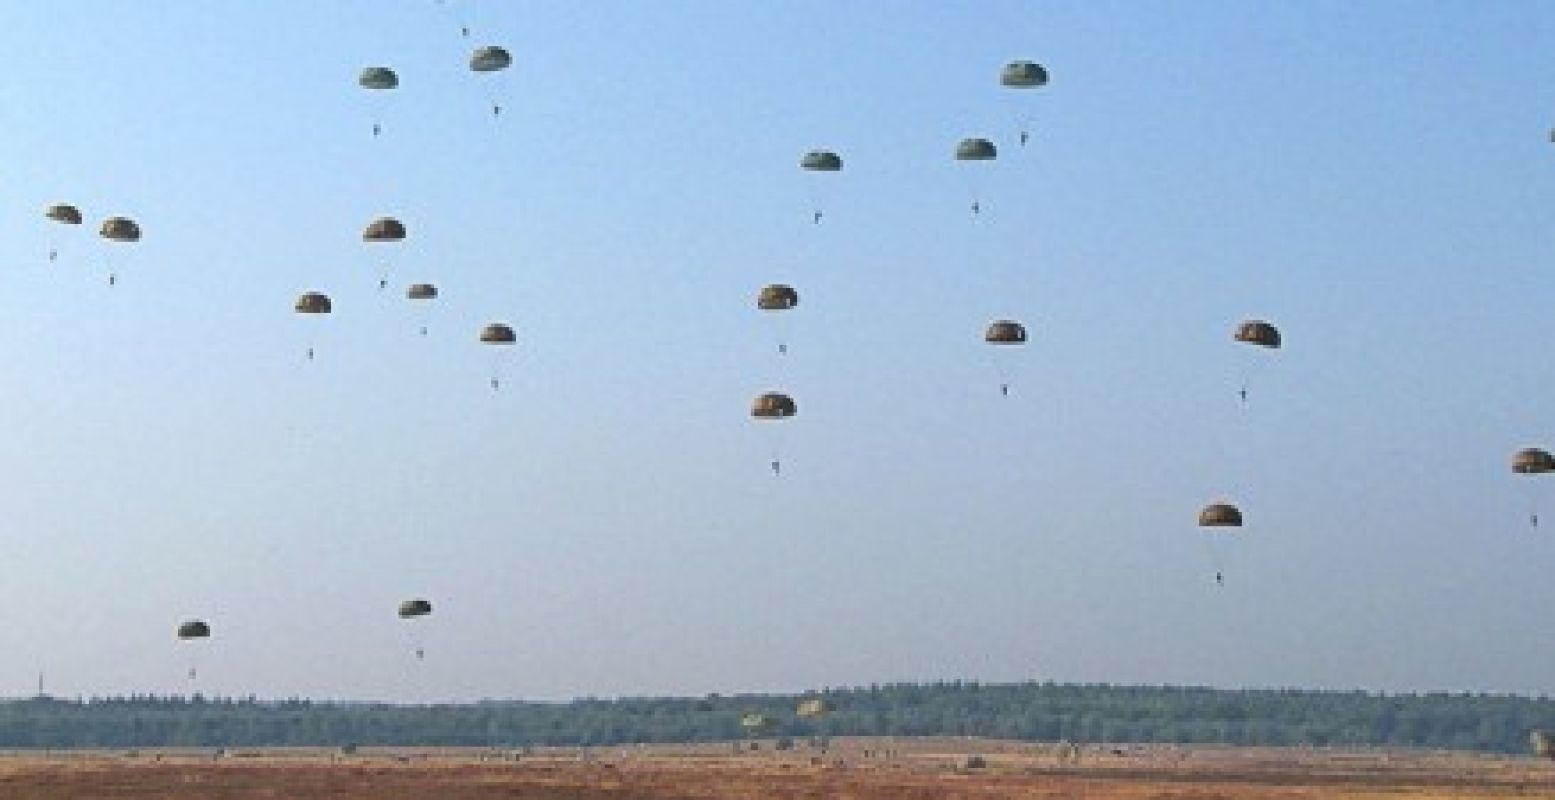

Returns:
0,739,1548,799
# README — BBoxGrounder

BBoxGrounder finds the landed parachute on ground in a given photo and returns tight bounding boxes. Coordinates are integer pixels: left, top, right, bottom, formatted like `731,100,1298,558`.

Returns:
796,698,833,718
740,713,771,733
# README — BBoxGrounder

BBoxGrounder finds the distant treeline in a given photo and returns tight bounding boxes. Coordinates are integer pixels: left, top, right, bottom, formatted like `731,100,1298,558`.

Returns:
0,682,1551,753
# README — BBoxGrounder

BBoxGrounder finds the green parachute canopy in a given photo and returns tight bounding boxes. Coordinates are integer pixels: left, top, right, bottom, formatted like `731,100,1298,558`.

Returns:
470,45,512,73
177,620,210,640
398,599,433,619
800,150,842,172
406,283,439,301
751,392,797,419
1235,320,1281,349
1198,503,1243,528
45,203,82,225
295,291,332,314
1001,60,1049,88
359,66,399,90
757,284,799,311
100,216,141,242
955,137,997,161
1512,448,1555,475
480,322,516,344
985,319,1027,344
363,217,406,242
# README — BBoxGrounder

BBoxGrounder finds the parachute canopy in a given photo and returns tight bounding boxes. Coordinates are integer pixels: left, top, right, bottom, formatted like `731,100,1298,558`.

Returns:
100,216,141,242
359,66,399,90
955,138,998,161
45,203,82,225
1001,60,1049,88
751,392,797,419
398,599,433,619
1512,448,1555,475
1234,320,1281,349
177,620,210,640
406,283,439,301
363,217,406,242
797,698,834,718
1198,503,1243,527
985,319,1027,344
480,322,516,344
295,291,332,314
470,46,512,73
800,150,842,172
757,284,799,311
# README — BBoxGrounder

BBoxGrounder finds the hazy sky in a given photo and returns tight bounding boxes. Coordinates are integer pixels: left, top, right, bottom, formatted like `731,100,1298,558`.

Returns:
0,1,1553,702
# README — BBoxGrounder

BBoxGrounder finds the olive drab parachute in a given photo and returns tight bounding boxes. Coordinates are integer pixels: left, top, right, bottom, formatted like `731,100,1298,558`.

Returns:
398,599,432,661
44,203,83,264
751,392,796,476
800,150,842,224
1000,60,1049,146
1198,502,1243,527
98,216,140,286
984,319,1028,396
177,619,210,681
358,66,399,90
1233,319,1281,403
1197,502,1242,586
954,138,998,215
479,322,517,390
295,291,332,360
757,284,799,354
407,283,438,301
177,620,211,639
1512,447,1555,528
45,204,82,225
468,45,512,117
1234,320,1281,349
359,66,399,137
363,217,407,242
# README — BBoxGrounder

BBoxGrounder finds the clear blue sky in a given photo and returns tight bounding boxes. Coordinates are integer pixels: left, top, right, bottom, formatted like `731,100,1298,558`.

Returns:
0,1,1552,702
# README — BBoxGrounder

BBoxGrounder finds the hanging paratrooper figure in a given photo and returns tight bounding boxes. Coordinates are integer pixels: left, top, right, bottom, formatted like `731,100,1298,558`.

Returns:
800,150,842,224
999,60,1049,147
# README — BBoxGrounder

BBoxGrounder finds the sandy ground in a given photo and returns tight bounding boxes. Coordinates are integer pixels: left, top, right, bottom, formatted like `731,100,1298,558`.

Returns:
0,738,1548,798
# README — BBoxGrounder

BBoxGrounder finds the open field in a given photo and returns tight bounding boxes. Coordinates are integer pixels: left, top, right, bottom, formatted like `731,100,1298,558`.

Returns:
0,739,1550,799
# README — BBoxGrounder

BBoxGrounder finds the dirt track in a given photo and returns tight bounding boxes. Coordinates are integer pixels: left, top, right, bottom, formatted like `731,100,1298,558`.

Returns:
0,740,1549,799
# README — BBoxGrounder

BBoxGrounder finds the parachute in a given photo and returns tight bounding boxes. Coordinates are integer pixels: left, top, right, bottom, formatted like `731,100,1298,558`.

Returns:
480,322,517,389
98,216,140,286
1512,447,1555,528
757,284,799,354
398,599,433,661
1197,502,1242,586
1233,319,1281,403
954,138,998,215
751,392,796,476
984,319,1027,396
1000,60,1049,146
800,150,842,223
363,217,407,242
44,203,83,264
45,204,82,225
359,66,399,137
469,45,512,117
740,713,771,734
177,619,210,681
407,283,439,335
295,291,333,360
